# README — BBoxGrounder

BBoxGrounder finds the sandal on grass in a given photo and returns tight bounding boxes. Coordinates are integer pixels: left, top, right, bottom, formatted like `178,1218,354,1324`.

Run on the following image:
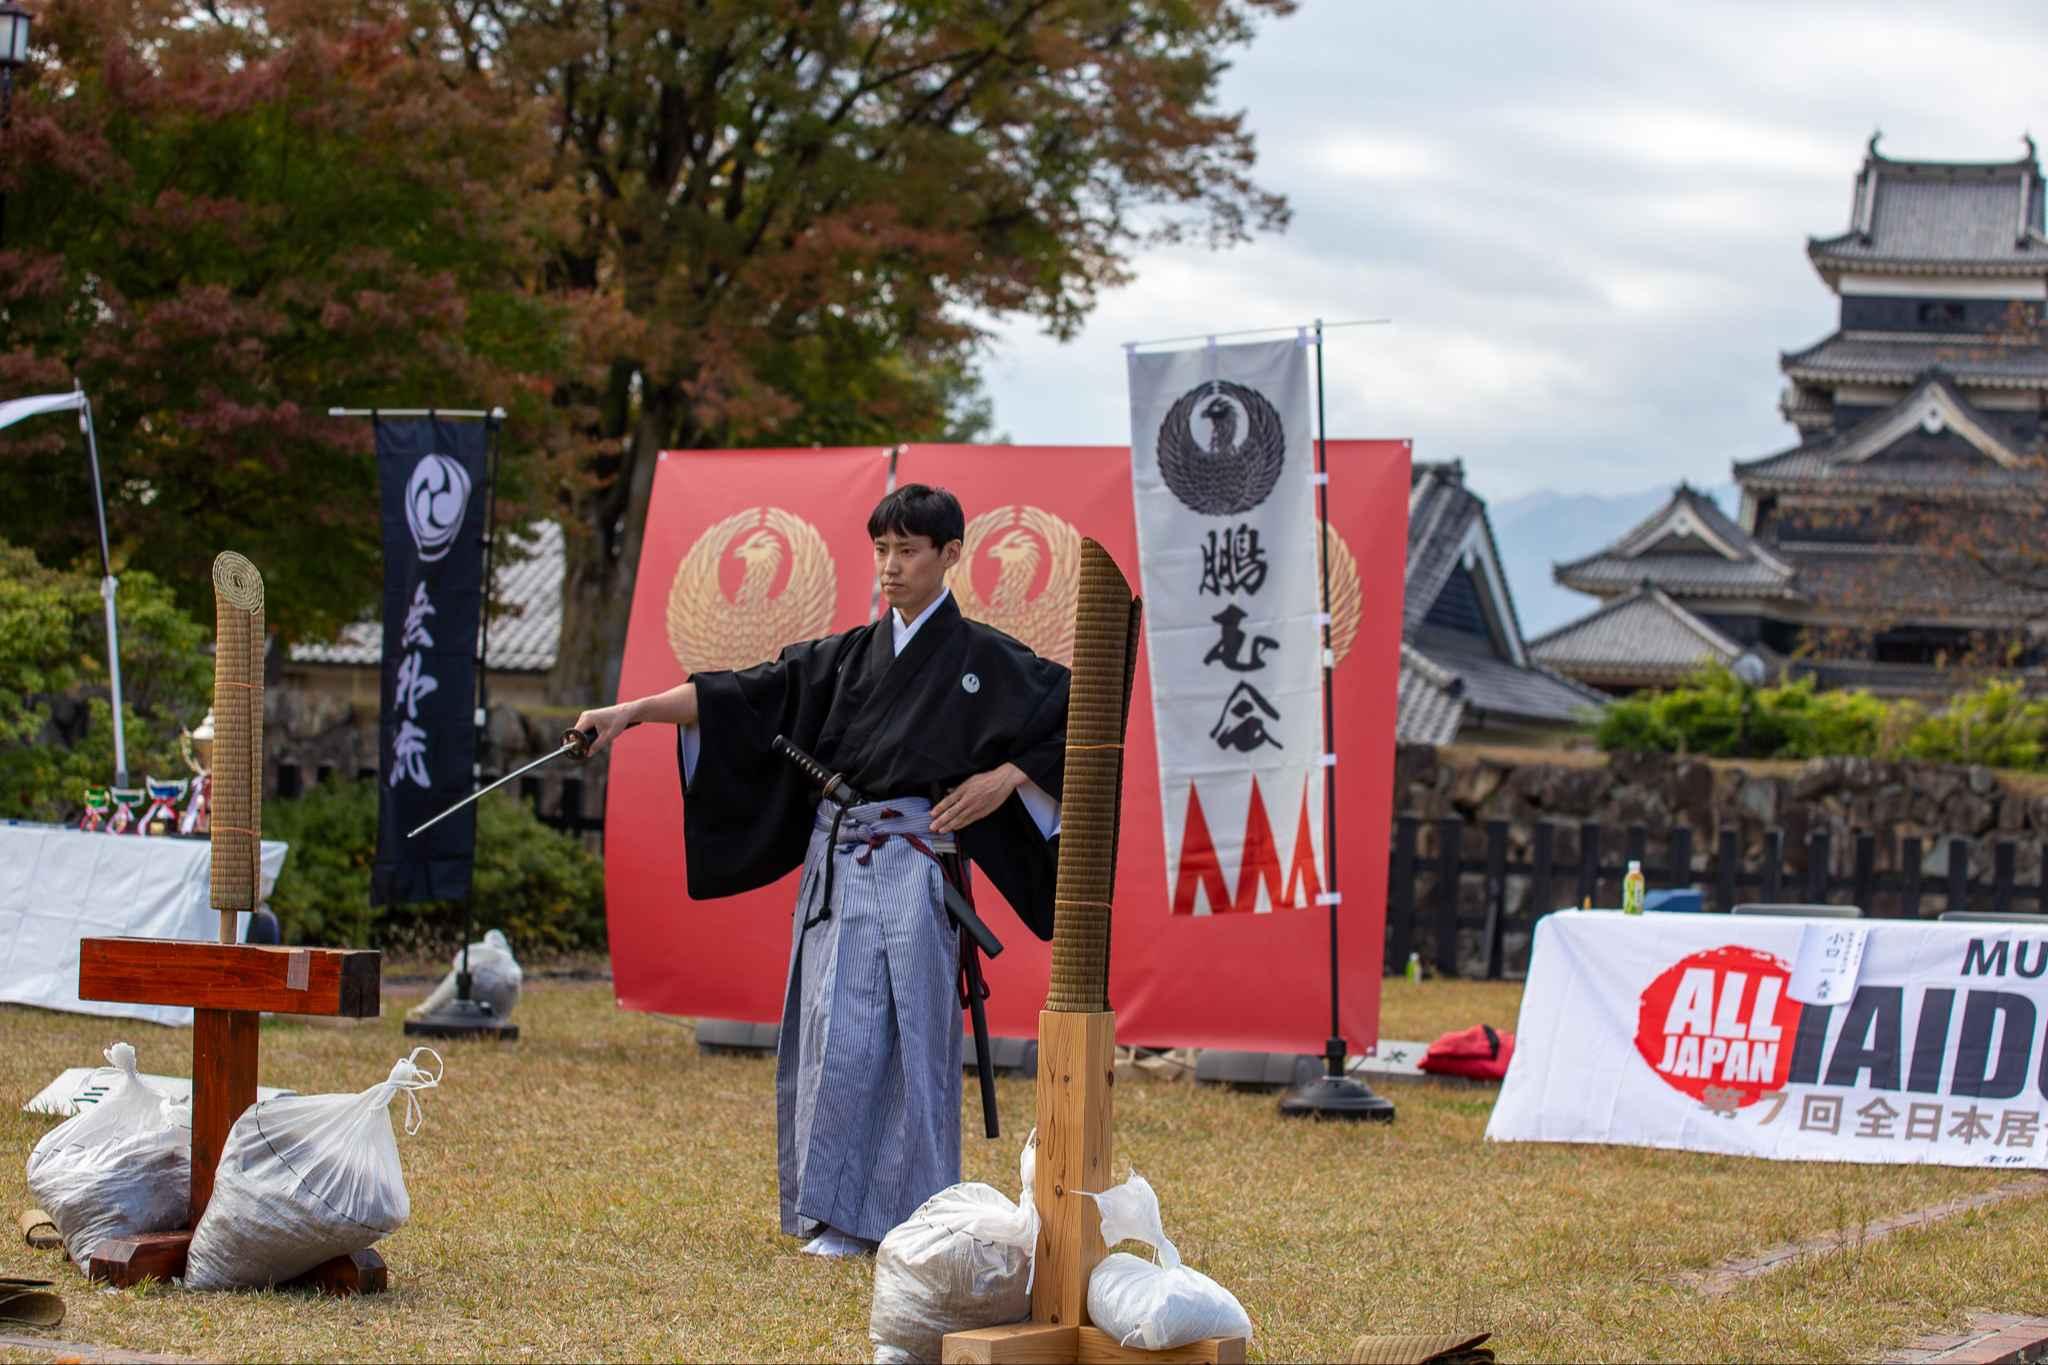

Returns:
17,1208,60,1251
0,1277,65,1330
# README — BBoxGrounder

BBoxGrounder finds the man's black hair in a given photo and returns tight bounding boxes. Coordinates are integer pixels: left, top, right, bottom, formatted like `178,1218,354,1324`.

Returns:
867,483,965,547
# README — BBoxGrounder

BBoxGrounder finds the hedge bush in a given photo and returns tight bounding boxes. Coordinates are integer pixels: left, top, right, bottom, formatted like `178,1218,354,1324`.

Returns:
0,541,212,819
263,777,608,958
1595,665,2048,769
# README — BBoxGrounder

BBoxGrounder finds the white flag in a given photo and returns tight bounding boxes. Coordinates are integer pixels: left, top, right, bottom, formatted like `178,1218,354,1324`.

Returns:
0,391,85,432
1128,338,1325,916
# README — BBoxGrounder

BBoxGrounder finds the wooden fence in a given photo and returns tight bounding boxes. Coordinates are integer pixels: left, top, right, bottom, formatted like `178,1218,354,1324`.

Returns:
1388,815,2048,981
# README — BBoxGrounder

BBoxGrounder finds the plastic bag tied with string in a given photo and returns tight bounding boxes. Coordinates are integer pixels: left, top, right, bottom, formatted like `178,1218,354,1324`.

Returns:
1082,1170,1253,1352
869,1129,1041,1364
185,1049,442,1290
25,1042,192,1270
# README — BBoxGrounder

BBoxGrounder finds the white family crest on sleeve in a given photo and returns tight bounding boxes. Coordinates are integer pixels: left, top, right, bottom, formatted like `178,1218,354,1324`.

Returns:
961,673,981,695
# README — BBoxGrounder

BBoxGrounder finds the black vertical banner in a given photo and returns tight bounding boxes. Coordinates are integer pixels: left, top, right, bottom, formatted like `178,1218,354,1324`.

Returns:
372,417,488,905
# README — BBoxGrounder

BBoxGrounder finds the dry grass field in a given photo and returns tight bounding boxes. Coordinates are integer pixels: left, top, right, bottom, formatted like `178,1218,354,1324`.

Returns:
2,976,2046,1362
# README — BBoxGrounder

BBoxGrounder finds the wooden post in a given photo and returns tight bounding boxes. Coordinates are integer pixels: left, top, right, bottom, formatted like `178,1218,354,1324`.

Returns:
77,937,382,1291
1030,1010,1115,1330
190,1009,258,1222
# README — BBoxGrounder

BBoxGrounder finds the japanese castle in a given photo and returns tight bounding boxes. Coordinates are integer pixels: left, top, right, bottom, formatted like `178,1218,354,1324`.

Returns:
1534,136,2048,697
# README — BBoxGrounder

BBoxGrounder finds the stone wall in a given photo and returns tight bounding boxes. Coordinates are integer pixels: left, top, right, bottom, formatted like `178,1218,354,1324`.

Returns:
1392,743,2048,974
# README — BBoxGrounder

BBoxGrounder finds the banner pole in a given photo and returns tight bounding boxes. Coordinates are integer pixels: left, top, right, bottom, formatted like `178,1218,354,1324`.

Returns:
1279,320,1394,1121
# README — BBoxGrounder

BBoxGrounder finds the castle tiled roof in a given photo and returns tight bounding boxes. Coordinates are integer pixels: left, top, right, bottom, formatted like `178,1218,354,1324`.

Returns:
1780,332,2048,390
290,520,565,672
1808,139,2048,278
1555,485,1797,600
1738,372,2044,493
1530,585,1744,687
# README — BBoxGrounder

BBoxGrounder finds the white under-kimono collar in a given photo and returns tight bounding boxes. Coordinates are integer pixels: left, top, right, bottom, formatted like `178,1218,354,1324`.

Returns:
890,587,952,657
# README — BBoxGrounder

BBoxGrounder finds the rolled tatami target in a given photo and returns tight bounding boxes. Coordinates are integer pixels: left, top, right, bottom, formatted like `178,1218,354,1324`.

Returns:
1046,539,1143,1013
209,552,266,937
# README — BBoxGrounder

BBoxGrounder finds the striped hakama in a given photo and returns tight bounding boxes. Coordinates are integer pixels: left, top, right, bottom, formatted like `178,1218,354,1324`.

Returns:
776,797,963,1243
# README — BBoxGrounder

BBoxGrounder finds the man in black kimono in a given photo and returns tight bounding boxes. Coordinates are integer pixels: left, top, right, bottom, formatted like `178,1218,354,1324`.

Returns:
574,485,1068,1257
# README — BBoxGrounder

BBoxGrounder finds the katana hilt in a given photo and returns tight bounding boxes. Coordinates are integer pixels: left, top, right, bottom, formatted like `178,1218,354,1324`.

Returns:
771,735,868,807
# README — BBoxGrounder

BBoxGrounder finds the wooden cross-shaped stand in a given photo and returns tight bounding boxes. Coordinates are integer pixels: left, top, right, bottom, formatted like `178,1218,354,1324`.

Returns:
75,935,383,1293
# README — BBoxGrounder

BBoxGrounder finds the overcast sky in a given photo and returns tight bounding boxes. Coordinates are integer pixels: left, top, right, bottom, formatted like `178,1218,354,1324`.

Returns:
977,1,2048,505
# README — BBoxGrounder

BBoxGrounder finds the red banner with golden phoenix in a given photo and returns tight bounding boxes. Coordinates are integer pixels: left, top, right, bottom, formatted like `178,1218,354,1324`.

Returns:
607,439,1408,1054
606,447,889,1022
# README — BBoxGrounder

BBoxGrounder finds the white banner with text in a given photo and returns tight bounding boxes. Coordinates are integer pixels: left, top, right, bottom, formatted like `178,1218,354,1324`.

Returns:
1489,911,2048,1168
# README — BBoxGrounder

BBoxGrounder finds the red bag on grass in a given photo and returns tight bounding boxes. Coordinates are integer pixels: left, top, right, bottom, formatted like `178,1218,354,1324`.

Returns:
1418,1025,1515,1081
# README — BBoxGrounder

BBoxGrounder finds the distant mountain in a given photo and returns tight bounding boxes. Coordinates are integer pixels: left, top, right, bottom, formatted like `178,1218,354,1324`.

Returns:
1488,482,1738,640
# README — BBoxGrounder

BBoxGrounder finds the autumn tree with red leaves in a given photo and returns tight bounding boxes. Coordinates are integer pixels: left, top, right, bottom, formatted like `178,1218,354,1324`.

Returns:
457,0,1296,700
3,0,1295,697
0,0,563,640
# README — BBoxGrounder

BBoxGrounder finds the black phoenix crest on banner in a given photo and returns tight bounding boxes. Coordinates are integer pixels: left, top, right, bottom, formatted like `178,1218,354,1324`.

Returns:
1156,379,1286,515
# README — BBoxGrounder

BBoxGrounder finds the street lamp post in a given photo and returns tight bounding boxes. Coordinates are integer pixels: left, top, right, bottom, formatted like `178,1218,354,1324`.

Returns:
0,0,32,245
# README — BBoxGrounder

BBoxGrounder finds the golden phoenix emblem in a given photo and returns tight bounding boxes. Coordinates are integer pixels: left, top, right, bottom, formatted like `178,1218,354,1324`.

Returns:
667,507,838,674
947,504,1080,665
1324,524,1362,669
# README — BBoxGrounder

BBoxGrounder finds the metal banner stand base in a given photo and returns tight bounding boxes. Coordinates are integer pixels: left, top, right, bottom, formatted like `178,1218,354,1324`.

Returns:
1280,1037,1396,1121
403,988,518,1042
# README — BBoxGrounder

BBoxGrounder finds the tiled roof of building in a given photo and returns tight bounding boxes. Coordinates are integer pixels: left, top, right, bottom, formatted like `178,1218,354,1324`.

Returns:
1395,644,1465,745
1410,627,1608,727
1808,139,2048,277
1407,461,1498,638
1780,332,2048,390
290,520,565,672
1530,586,1743,686
1738,371,2043,491
1401,460,1604,736
1554,485,1798,600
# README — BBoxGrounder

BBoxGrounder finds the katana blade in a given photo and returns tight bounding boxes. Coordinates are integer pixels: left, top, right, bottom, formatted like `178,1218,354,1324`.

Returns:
405,732,588,839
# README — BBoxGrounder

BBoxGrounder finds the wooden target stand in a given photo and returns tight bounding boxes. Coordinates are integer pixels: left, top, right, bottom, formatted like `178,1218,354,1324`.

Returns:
75,937,386,1293
942,1010,1245,1365
946,540,1246,1363
70,551,386,1294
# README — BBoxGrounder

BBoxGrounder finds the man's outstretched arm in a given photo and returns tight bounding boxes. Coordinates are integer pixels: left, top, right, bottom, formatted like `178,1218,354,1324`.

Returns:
573,682,698,756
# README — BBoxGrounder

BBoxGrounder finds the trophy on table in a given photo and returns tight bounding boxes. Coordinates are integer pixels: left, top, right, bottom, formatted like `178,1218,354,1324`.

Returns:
178,710,214,836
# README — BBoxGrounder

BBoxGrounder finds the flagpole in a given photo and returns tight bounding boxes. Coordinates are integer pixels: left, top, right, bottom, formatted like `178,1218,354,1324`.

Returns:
1280,319,1394,1121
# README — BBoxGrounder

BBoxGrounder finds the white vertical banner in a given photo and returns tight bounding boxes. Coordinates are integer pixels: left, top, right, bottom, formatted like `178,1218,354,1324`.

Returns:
1129,338,1326,916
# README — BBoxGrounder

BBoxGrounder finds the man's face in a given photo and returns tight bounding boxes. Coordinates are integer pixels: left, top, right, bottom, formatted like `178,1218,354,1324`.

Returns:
874,530,962,618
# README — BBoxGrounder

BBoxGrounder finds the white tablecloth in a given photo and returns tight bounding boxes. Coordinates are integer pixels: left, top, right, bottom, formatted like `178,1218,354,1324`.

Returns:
0,824,289,1026
1488,910,2048,1168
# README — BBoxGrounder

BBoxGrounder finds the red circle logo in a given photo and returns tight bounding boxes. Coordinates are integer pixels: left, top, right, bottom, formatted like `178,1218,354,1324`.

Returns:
1635,945,1798,1107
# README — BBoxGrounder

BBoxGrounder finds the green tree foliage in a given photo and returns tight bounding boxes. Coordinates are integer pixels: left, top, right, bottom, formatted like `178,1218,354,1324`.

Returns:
263,777,607,956
0,540,211,817
0,0,565,644
448,0,1297,700
1595,664,2048,770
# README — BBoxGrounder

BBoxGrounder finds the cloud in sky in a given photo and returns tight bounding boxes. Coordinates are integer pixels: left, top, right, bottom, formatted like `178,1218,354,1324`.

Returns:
976,1,2048,503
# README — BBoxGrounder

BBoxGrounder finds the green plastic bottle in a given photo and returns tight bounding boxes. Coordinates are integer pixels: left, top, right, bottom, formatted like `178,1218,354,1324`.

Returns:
1404,951,1421,984
1622,859,1646,915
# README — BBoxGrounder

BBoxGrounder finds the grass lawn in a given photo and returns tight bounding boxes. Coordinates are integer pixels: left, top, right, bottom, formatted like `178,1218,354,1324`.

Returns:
3,975,2047,1362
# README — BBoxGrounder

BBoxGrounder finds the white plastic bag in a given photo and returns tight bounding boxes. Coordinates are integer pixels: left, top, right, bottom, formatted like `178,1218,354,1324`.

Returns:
869,1131,1040,1364
25,1043,192,1270
407,928,522,1021
184,1049,442,1290
1083,1171,1252,1352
